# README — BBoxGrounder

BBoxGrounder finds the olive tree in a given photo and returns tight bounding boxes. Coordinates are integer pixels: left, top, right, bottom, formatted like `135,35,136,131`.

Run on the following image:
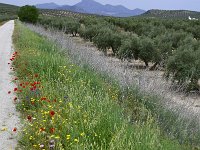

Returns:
79,25,100,41
118,34,140,61
93,27,113,55
109,32,123,55
138,37,156,67
64,20,80,36
165,38,200,91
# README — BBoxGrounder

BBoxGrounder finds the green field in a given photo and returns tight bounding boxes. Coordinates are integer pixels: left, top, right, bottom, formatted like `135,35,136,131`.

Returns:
5,3,200,149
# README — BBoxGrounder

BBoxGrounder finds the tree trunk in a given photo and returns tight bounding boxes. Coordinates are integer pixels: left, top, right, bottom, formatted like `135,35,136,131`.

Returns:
111,46,116,56
144,61,149,67
149,62,158,71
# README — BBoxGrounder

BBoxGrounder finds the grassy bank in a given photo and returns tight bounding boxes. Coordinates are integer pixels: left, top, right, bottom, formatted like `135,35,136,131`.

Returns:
27,23,200,148
13,21,190,149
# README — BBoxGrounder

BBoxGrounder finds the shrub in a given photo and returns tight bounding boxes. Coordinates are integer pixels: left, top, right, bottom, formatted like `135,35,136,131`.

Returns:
18,5,39,23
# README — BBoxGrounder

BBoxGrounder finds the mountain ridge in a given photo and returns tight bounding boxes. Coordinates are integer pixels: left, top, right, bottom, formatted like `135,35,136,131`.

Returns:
36,0,146,17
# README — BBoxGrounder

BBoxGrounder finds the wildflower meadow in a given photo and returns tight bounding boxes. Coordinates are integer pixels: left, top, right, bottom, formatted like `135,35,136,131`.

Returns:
12,21,191,149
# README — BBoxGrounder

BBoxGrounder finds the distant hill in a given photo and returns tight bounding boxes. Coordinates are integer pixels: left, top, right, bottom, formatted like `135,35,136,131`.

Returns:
57,5,86,13
0,3,19,20
36,2,60,9
0,3,19,15
74,0,145,17
36,0,146,17
142,9,200,19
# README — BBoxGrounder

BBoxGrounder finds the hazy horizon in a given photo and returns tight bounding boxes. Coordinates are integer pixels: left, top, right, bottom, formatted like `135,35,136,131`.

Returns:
0,0,200,12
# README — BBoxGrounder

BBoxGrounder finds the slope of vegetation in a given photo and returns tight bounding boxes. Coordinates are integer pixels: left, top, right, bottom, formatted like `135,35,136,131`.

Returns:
0,3,19,22
13,21,192,149
40,9,95,19
141,9,200,19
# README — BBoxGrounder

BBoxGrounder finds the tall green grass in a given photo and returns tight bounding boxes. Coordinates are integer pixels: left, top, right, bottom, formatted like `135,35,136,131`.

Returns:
13,21,190,149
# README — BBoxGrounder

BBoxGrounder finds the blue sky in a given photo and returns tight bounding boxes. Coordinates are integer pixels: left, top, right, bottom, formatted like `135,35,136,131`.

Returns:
0,0,199,11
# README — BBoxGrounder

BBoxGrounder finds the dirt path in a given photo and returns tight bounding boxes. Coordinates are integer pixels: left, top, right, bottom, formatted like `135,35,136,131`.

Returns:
0,20,20,150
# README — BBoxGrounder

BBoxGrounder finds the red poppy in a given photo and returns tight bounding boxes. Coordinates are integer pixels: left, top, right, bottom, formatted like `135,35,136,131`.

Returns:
14,97,17,101
30,83,34,86
50,128,55,134
41,97,47,101
27,115,32,122
8,91,11,94
12,127,17,132
20,83,23,86
40,127,45,132
49,110,55,117
35,74,39,78
14,88,18,92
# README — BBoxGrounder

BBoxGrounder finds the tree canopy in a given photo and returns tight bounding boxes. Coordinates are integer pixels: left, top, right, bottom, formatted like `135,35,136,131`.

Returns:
18,5,39,23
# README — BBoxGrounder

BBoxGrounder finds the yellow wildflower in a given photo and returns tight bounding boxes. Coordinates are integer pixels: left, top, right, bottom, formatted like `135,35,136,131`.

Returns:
80,132,85,136
74,139,79,142
66,135,70,140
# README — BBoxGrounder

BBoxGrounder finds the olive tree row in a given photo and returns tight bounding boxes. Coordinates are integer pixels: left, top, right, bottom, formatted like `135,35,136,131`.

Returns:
37,15,200,91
